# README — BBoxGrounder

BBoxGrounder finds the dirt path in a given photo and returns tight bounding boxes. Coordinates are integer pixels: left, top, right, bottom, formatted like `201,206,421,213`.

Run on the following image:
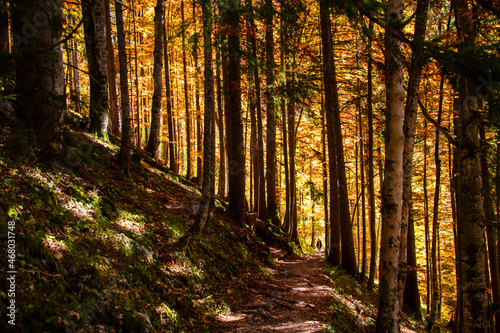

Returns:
215,248,334,332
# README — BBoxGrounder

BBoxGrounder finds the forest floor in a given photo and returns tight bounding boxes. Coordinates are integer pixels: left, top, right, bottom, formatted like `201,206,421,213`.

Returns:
215,248,334,332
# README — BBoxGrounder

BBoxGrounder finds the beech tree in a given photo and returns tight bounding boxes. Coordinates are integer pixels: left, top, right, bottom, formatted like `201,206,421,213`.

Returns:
376,0,405,331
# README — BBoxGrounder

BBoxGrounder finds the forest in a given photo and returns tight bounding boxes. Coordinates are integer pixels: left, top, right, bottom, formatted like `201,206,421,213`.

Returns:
1,0,500,332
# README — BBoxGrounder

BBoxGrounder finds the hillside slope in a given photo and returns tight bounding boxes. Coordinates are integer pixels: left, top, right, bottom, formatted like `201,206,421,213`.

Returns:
0,115,274,332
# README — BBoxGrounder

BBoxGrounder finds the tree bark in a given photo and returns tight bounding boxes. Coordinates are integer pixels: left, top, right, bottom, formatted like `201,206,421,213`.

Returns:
367,19,377,291
116,0,131,176
223,0,246,225
376,0,405,330
12,0,65,151
104,0,120,136
181,0,192,179
319,0,341,266
264,0,280,226
82,0,109,139
163,20,178,173
400,0,429,312
453,0,490,331
145,0,164,159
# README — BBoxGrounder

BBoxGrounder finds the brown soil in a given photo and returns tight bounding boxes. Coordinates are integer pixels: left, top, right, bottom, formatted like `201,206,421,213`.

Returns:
214,248,333,333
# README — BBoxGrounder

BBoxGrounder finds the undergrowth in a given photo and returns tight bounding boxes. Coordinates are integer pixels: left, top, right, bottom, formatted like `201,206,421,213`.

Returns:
0,117,272,332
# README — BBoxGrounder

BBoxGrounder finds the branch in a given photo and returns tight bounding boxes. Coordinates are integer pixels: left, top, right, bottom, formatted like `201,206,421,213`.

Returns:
475,0,500,19
418,99,457,146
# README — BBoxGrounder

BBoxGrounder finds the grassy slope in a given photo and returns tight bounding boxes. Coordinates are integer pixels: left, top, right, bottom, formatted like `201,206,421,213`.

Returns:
0,114,272,332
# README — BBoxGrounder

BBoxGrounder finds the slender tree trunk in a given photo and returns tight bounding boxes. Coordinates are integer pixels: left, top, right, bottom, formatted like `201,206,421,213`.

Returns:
181,0,192,179
400,0,429,311
319,0,341,266
367,20,377,291
430,73,444,325
480,124,500,333
145,0,164,159
359,100,367,281
179,0,215,249
403,205,422,315
216,46,226,197
82,0,109,139
132,0,140,146
376,0,405,330
193,0,202,186
116,0,131,176
264,0,279,225
321,99,330,257
104,0,120,136
423,118,431,315
245,3,267,221
163,22,178,173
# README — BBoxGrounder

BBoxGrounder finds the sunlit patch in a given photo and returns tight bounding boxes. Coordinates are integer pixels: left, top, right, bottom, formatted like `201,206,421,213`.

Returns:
43,234,67,258
259,320,322,332
215,312,246,323
116,212,146,236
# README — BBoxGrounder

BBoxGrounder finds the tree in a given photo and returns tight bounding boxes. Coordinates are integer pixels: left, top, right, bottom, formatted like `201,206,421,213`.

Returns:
400,0,429,315
376,0,405,331
320,0,341,266
116,0,131,176
163,17,178,173
264,0,280,226
11,0,65,151
145,0,164,159
104,0,120,136
181,0,192,179
452,0,490,331
223,0,246,225
179,0,216,249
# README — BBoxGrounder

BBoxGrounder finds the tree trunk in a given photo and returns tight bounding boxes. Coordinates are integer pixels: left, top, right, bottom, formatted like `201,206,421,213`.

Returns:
145,0,164,159
12,0,65,151
163,21,178,173
264,0,280,226
319,0,341,266
480,124,500,333
82,0,109,139
430,73,444,325
104,0,120,136
400,0,429,311
216,45,226,197
453,0,490,331
367,20,377,291
376,0,405,330
179,0,216,249
116,0,131,176
193,0,202,186
223,0,246,225
181,0,192,179
424,119,431,314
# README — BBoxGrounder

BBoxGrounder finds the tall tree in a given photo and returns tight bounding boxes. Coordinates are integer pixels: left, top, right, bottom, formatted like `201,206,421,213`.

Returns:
116,0,131,176
223,0,246,225
366,19,377,291
453,0,490,331
145,0,164,159
376,0,405,331
82,0,109,139
179,0,216,248
11,0,65,150
264,0,280,226
104,0,120,136
320,0,341,266
181,0,192,179
400,0,429,314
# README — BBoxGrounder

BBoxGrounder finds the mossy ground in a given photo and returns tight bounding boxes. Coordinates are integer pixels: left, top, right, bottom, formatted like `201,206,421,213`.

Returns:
0,115,272,332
